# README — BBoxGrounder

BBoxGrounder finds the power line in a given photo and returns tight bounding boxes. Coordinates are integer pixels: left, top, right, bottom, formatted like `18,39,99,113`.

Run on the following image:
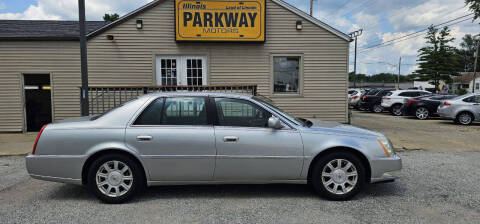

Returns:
357,14,475,54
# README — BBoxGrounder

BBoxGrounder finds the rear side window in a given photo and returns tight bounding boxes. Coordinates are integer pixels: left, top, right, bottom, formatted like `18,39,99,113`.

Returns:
134,97,208,125
134,98,164,125
379,90,392,96
398,92,413,97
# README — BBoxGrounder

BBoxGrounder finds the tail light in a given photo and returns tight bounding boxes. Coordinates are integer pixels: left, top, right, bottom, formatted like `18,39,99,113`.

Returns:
362,96,368,101
352,96,358,99
444,101,451,106
32,125,47,154
407,99,420,108
384,97,391,100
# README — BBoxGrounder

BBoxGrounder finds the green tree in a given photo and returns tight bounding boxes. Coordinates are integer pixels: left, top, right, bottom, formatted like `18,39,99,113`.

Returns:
103,13,119,22
455,34,480,72
465,0,480,22
416,26,460,90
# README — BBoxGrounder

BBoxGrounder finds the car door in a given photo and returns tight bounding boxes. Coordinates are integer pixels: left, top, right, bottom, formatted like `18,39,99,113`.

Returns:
212,97,304,181
125,96,216,181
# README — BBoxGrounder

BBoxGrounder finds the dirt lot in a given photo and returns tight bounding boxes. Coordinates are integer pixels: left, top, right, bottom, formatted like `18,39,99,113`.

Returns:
351,110,480,152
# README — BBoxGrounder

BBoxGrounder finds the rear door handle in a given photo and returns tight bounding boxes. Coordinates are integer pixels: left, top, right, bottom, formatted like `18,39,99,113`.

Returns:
137,135,153,141
223,136,239,142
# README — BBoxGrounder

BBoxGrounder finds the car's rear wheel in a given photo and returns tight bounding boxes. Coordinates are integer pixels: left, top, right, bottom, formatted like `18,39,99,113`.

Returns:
415,107,429,120
456,112,473,125
87,154,144,203
311,152,365,201
372,104,383,113
391,104,403,116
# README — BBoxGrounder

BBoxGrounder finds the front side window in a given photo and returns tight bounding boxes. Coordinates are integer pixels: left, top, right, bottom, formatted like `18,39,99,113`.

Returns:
215,98,271,128
134,97,208,125
273,56,301,93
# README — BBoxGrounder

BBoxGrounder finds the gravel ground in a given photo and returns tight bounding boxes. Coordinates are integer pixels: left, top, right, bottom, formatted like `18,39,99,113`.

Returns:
1,151,479,224
351,111,480,152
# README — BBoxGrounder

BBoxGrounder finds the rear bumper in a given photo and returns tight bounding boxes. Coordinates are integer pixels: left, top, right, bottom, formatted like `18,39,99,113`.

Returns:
25,154,86,185
369,154,402,183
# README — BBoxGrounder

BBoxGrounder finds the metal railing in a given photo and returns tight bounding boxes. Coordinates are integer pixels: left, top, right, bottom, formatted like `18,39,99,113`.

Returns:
81,84,258,115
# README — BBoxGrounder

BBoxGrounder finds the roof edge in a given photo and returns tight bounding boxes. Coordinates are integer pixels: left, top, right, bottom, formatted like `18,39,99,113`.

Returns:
87,0,165,38
87,0,352,41
271,0,352,42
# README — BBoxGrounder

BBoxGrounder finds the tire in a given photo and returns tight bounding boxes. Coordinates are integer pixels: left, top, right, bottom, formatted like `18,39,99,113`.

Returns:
390,104,403,116
415,107,429,120
456,112,473,125
311,152,365,201
87,154,145,203
372,104,383,113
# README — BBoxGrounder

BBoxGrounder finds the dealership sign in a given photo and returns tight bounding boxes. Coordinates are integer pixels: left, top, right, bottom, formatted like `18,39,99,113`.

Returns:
175,0,265,42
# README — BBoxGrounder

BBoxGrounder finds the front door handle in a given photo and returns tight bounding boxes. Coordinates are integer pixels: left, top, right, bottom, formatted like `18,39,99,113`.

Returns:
137,135,153,141
223,136,239,142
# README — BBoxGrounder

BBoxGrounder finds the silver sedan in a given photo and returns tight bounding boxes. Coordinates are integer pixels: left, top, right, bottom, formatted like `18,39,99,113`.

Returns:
437,93,480,125
26,92,401,203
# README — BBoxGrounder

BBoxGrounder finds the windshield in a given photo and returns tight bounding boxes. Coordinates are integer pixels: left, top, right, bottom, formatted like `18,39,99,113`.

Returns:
253,96,306,127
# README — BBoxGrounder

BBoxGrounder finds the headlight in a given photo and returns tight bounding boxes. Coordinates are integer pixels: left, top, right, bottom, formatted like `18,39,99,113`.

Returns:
377,137,394,157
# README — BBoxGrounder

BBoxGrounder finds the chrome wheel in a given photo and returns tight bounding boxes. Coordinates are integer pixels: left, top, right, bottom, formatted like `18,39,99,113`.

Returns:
96,160,133,198
458,113,472,125
392,105,402,116
321,159,358,195
415,107,429,120
373,104,383,113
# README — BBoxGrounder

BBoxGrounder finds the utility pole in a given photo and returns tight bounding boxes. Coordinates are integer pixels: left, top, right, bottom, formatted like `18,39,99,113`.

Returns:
349,29,363,88
472,36,479,93
309,0,313,16
398,57,401,89
78,0,89,116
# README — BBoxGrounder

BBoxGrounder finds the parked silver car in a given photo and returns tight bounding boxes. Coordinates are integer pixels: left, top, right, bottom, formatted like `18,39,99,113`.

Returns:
26,92,401,203
437,93,480,125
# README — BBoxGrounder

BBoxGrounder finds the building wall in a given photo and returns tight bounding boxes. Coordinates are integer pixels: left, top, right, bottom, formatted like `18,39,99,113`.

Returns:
0,41,81,132
0,0,349,132
87,0,349,120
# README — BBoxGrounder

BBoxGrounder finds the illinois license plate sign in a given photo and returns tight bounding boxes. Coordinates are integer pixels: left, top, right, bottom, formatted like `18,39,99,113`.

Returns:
175,0,265,42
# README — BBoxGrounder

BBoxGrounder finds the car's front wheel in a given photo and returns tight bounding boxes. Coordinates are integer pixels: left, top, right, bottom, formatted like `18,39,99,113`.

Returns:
391,104,403,116
87,154,145,203
311,152,365,201
372,104,383,113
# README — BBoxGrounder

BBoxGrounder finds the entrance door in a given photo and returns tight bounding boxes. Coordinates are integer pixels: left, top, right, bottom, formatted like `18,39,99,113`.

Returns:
23,74,52,132
156,56,207,86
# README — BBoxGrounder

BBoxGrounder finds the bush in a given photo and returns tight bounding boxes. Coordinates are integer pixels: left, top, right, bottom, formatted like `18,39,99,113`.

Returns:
457,88,468,95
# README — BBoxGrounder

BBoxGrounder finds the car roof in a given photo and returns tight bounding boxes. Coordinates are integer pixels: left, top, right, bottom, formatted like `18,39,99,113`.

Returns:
138,91,254,100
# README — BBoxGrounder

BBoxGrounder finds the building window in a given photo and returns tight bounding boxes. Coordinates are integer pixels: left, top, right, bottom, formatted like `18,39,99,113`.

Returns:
476,83,479,90
272,55,302,94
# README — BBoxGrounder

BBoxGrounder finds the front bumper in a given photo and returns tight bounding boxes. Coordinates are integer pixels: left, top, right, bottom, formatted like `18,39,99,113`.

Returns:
369,154,402,183
25,154,85,185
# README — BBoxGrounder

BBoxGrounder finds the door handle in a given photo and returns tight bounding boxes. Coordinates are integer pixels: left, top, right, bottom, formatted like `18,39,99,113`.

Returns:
137,135,153,141
223,136,239,142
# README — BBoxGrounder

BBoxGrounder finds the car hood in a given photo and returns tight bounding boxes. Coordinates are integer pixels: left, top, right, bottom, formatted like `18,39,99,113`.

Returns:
304,120,383,137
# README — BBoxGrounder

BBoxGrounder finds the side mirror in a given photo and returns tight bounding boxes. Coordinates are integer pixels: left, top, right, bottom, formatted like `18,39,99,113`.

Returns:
268,116,283,129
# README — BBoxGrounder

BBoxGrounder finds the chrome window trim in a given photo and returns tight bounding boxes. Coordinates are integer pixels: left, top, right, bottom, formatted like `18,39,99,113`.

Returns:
127,95,299,130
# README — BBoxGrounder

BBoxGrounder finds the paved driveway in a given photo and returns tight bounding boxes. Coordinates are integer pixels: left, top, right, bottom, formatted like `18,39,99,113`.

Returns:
1,151,479,223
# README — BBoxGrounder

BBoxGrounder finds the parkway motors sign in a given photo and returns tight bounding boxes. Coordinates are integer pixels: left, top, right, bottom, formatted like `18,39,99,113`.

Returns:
175,0,265,42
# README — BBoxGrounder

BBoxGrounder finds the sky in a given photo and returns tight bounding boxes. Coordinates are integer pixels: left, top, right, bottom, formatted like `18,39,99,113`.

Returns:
0,0,478,76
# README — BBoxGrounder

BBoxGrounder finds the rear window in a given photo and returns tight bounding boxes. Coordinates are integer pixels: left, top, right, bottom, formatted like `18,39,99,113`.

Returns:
378,90,392,96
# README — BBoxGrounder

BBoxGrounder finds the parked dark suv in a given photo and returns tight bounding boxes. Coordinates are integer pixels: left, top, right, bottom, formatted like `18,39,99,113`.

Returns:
359,88,395,113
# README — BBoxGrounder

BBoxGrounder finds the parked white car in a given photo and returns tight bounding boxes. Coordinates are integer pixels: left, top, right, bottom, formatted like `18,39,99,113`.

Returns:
381,90,431,116
348,89,363,108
